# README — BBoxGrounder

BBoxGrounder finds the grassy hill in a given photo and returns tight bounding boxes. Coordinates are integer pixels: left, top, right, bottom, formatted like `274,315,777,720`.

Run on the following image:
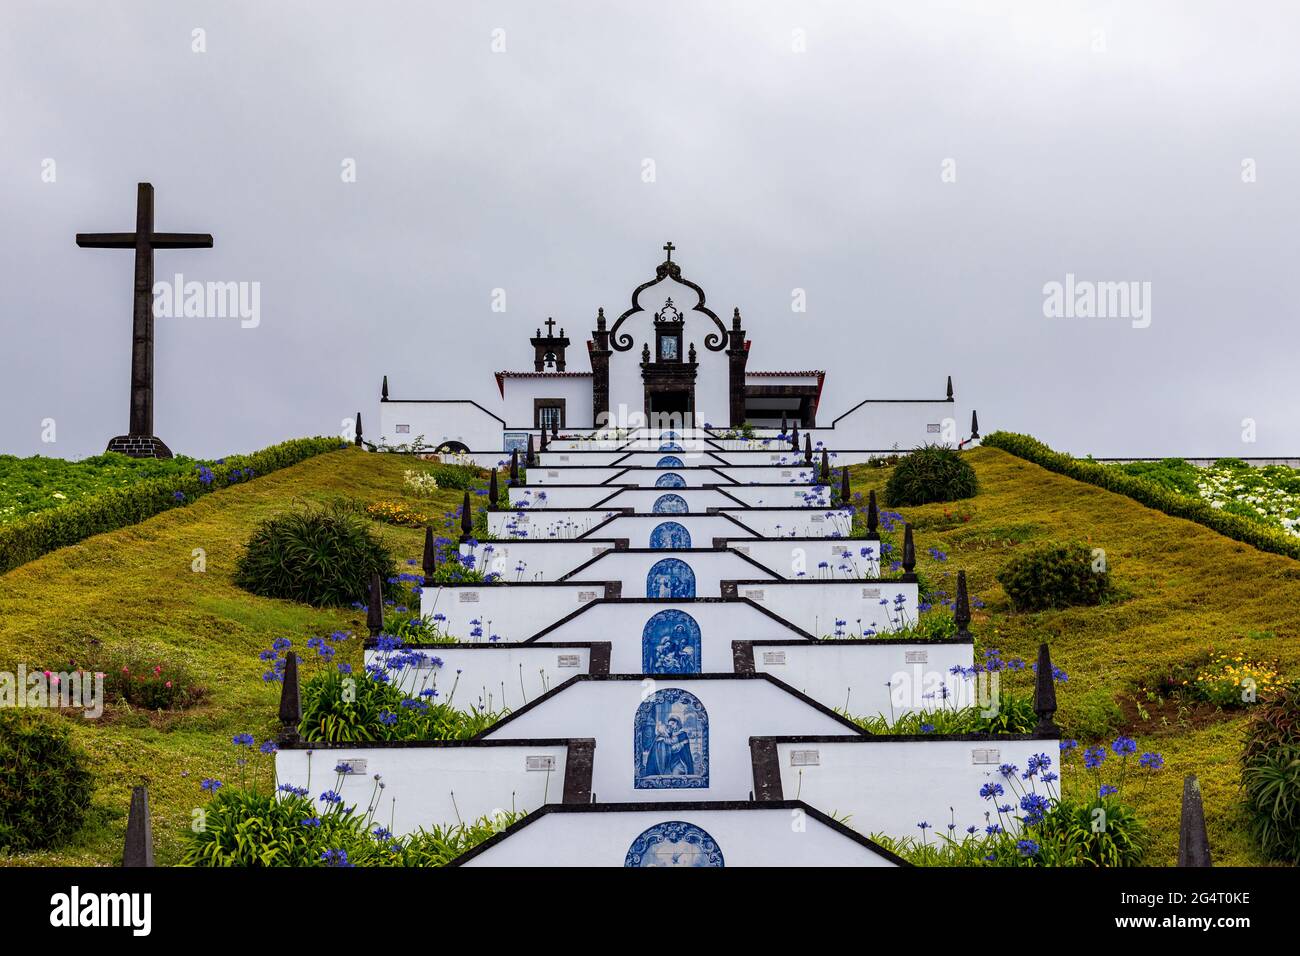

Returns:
1,445,1296,865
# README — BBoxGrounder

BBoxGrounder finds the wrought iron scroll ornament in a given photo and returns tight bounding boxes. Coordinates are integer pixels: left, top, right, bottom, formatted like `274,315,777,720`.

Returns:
609,241,729,352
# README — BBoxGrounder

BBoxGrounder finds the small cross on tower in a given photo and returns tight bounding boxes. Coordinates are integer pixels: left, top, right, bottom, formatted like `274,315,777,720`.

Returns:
662,241,675,262
77,183,212,458
544,317,557,336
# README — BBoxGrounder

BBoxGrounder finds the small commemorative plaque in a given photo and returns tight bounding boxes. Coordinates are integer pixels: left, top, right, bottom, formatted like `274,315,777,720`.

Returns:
556,654,581,668
927,423,942,434
336,758,367,775
790,749,821,767
458,591,480,603
810,514,825,523
862,586,881,598
904,650,928,665
971,748,1001,765
742,588,766,601
761,651,787,666
547,470,559,478
525,755,556,772
577,590,598,602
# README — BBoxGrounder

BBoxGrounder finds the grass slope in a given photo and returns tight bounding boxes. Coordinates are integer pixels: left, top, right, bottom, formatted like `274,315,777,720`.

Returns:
0,448,457,866
1,445,1295,865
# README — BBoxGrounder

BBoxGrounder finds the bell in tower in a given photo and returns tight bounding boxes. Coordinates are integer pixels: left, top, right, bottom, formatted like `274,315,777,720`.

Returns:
530,317,570,371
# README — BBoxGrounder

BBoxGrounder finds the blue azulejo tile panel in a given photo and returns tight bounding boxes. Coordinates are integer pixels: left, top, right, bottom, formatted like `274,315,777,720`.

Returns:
656,455,684,468
642,608,702,673
658,442,683,452
648,521,692,549
634,688,709,789
624,821,724,867
655,472,687,488
646,557,696,598
652,493,689,514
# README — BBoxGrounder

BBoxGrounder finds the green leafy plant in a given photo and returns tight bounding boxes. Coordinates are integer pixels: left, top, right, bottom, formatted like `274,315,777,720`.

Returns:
1241,689,1300,862
997,542,1111,612
882,444,978,507
0,710,94,851
235,502,396,607
64,643,206,711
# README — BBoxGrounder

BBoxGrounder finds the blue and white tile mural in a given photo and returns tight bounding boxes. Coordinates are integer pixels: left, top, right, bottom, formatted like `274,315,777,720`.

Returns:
658,442,683,452
634,688,709,789
655,472,687,488
646,557,696,598
642,608,702,673
648,520,692,549
656,455,684,468
624,821,724,867
652,493,689,514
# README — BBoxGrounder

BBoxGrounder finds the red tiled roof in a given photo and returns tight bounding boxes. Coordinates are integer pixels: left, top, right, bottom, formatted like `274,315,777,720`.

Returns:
746,370,826,377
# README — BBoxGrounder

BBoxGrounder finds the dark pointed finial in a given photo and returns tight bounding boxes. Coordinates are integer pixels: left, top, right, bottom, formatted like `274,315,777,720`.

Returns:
946,375,954,401
866,489,879,536
367,571,384,637
732,307,742,329
540,429,549,451
840,466,850,508
526,433,537,467
488,467,499,509
954,570,971,638
381,375,389,401
279,651,302,729
781,411,788,435
1033,642,1060,734
551,419,559,439
354,412,363,447
688,342,696,363
804,432,813,466
971,409,980,439
122,785,154,867
820,447,830,482
596,307,606,330
790,423,800,453
460,490,473,544
1178,774,1212,867
642,342,650,363
422,526,437,583
901,523,916,579
509,448,519,487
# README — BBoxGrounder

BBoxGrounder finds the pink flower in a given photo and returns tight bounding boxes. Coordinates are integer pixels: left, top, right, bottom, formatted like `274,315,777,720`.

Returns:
165,681,173,688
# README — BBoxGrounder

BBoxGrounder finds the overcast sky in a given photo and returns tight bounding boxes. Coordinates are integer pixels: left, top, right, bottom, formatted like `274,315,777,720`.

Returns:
2,1,1296,460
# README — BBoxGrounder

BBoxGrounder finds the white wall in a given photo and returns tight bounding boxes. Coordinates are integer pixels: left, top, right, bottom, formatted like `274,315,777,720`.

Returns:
482,678,854,802
565,549,777,597
529,466,626,484
505,485,628,509
714,464,817,484
725,538,880,578
714,484,835,508
364,643,597,711
501,374,595,429
813,399,959,451
771,737,1056,843
586,514,755,548
751,641,974,717
379,400,503,451
595,487,741,512
487,508,623,540
530,598,812,643
467,539,620,581
721,507,855,538
459,805,899,867
420,583,613,641
275,743,570,837
724,580,919,637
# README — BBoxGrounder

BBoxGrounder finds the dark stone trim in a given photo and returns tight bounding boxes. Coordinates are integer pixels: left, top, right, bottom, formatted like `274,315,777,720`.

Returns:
522,595,818,642
731,640,756,673
588,642,612,675
278,736,587,750
749,730,1063,745
380,398,506,425
446,799,912,867
749,738,784,801
362,639,608,652
746,637,974,647
532,397,567,429
560,739,595,804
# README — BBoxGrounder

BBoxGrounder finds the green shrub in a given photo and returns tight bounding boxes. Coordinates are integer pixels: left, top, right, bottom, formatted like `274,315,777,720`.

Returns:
1241,689,1300,862
0,710,94,851
427,463,482,491
0,437,347,575
235,503,395,608
981,432,1300,560
883,444,978,507
845,692,1037,735
65,643,206,711
298,668,503,743
997,542,1111,612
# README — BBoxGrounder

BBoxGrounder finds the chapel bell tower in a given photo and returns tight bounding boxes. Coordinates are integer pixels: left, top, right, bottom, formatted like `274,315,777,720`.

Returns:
531,318,569,371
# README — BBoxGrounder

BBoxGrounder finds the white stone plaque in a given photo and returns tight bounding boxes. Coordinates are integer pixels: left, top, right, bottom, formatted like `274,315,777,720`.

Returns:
577,590,598,602
810,514,825,523
593,546,607,556
556,654,581,667
971,748,1002,765
732,545,751,555
525,755,556,771
761,651,787,665
335,758,367,775
742,588,766,601
790,749,821,767
904,650,928,664
927,423,942,433
862,586,881,598
781,470,792,478
559,455,570,462
458,591,480,603
547,470,559,478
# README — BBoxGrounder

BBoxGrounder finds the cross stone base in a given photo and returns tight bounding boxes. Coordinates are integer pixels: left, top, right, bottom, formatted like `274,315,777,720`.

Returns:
106,435,173,459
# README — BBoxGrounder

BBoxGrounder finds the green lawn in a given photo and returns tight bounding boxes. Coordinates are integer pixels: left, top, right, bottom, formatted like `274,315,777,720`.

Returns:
1,445,1295,865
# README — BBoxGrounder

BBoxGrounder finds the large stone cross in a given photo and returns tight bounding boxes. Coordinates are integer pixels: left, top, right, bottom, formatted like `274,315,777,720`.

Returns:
77,182,212,458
